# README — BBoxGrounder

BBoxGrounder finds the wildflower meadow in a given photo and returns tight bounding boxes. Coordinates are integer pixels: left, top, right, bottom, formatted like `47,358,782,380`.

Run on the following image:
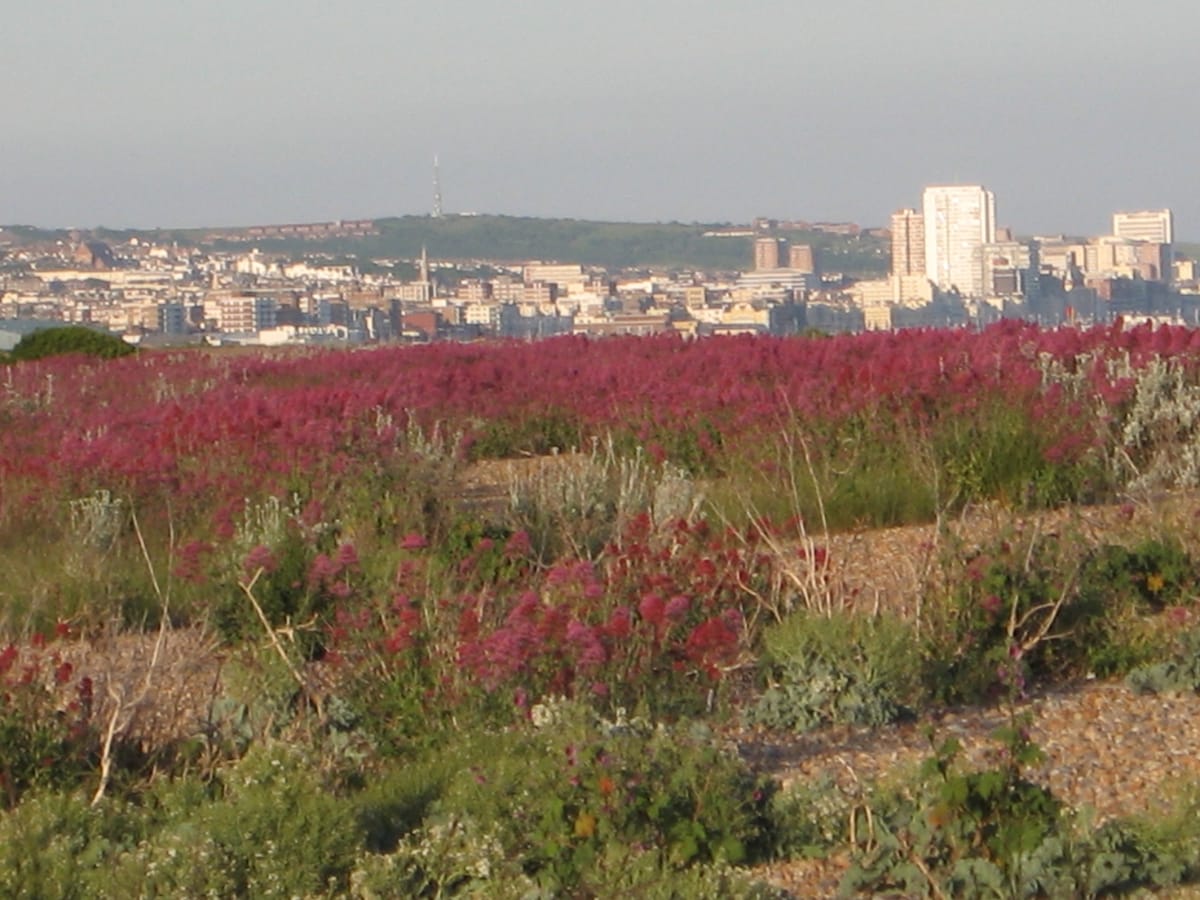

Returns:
6,321,1200,896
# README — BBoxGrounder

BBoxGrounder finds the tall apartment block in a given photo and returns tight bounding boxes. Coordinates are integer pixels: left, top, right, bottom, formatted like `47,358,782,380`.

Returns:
922,185,996,297
889,208,925,277
788,243,815,273
754,237,784,270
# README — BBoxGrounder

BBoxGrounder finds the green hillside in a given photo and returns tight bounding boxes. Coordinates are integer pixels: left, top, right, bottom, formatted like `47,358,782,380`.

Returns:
4,215,891,275
196,215,889,274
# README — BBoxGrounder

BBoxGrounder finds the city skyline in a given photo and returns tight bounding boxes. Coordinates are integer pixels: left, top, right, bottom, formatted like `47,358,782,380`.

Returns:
2,1,1196,237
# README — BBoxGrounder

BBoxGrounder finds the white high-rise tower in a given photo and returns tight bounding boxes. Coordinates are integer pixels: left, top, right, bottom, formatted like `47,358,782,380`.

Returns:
922,185,996,297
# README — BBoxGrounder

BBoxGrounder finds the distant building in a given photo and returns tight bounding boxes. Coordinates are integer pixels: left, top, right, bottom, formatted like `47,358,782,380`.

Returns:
1113,209,1173,245
754,237,784,271
788,243,816,273
523,263,585,294
978,240,1040,300
1111,210,1174,281
890,208,925,277
736,269,812,300
521,282,559,305
1134,242,1171,282
462,302,500,328
455,280,493,302
922,185,996,297
218,296,277,333
863,304,894,331
157,302,188,336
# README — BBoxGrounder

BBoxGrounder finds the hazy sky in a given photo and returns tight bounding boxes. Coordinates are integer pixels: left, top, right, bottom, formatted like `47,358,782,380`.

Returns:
3,0,1197,236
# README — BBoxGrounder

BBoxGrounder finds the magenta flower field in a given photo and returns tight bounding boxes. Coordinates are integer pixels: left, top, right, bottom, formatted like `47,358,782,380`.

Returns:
5,319,1196,516
1,319,1196,715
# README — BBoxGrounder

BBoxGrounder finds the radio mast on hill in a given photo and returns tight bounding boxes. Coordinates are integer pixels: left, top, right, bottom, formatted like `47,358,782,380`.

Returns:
432,154,443,218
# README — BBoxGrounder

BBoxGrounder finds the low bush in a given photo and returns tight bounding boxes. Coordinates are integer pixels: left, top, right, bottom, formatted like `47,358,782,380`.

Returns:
840,721,1200,898
0,745,361,898
746,611,922,732
923,526,1195,705
766,773,856,860
0,791,150,899
1127,626,1200,695
423,700,778,895
9,326,135,362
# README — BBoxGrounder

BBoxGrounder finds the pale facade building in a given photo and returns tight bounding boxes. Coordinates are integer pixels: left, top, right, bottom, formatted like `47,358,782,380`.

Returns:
1113,210,1173,245
218,296,277,333
850,275,935,308
922,185,996,297
735,269,811,300
890,208,925,277
978,241,1040,299
863,305,894,331
523,264,585,294
853,279,897,306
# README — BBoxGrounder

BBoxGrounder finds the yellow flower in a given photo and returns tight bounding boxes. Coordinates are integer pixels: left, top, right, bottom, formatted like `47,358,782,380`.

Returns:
1147,573,1165,594
574,811,597,838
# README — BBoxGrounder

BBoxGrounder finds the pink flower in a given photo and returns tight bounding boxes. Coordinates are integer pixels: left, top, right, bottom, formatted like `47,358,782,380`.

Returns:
400,532,428,549
567,620,607,671
604,606,632,640
172,540,212,585
639,593,665,627
243,544,278,578
665,595,690,623
505,530,532,557
335,542,359,569
307,553,339,586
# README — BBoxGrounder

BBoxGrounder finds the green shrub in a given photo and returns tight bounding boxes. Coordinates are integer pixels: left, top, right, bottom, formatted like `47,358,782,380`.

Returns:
9,326,135,362
467,409,582,460
354,757,459,854
747,611,922,732
501,438,702,564
766,773,856,860
1081,538,1195,612
0,791,151,899
841,721,1200,898
426,701,778,894
349,813,531,898
211,515,363,660
842,719,1061,897
350,830,783,899
106,743,362,897
923,527,1183,705
1127,627,1200,695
